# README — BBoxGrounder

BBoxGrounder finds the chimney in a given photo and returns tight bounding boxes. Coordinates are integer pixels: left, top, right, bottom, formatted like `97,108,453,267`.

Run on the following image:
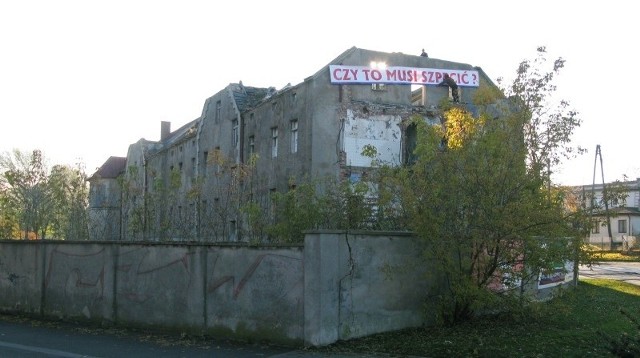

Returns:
161,121,171,141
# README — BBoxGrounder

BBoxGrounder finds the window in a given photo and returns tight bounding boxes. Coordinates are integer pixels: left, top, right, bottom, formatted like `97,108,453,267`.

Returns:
90,183,105,206
215,100,221,122
269,188,277,218
271,127,278,158
290,120,298,153
618,219,627,233
291,92,297,103
214,146,221,173
178,162,183,171
248,136,255,157
591,221,600,234
371,83,386,91
272,102,277,112
250,113,254,122
232,119,239,147
201,200,207,218
202,151,208,176
229,220,237,242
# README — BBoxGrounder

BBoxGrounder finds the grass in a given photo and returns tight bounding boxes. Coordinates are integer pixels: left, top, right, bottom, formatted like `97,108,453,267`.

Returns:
592,251,640,262
310,279,640,357
584,245,640,262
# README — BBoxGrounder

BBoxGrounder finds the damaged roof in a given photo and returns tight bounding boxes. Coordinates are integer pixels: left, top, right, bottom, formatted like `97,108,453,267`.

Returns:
88,156,126,181
231,83,270,112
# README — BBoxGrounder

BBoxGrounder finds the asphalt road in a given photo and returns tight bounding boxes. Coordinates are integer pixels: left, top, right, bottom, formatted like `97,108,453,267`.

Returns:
0,318,295,358
579,261,640,286
0,317,391,358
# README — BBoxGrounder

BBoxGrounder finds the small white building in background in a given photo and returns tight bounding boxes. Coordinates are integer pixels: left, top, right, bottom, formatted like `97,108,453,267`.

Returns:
574,178,640,250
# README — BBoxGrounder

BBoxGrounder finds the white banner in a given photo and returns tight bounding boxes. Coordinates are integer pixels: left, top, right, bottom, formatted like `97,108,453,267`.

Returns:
329,65,479,87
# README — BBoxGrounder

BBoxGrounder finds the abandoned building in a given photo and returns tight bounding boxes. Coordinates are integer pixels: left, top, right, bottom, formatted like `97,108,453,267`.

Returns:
87,47,500,241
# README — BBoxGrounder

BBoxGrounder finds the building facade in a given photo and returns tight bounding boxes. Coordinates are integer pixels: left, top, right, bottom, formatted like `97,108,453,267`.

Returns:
88,47,500,241
574,178,640,250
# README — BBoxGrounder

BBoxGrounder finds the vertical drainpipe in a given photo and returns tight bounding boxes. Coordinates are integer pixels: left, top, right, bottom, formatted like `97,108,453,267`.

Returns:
142,149,147,240
195,100,208,329
228,87,242,164
195,99,208,238
113,242,119,323
628,214,632,250
193,98,211,331
39,241,46,317
228,86,243,242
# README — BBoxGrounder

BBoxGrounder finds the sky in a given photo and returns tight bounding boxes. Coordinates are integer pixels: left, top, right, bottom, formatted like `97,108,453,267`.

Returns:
1,0,637,186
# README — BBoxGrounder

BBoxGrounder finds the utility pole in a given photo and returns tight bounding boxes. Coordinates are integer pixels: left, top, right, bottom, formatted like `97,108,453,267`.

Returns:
591,144,613,249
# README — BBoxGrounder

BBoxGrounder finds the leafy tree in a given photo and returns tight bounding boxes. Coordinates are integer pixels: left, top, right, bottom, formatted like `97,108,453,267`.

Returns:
0,149,90,240
0,149,51,239
47,163,90,240
267,177,375,243
501,46,584,185
374,47,584,323
0,184,20,239
267,180,323,243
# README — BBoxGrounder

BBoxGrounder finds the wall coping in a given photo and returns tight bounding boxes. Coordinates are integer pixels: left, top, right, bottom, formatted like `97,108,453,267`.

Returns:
0,239,304,249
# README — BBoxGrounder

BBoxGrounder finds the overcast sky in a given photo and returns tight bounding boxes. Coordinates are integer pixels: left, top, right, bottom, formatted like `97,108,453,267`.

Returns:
1,0,636,186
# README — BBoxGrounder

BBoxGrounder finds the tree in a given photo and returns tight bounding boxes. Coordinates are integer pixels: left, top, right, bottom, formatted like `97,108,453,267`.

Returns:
0,149,51,239
47,163,90,240
502,46,584,185
0,182,20,239
375,47,584,323
267,177,374,243
0,149,90,240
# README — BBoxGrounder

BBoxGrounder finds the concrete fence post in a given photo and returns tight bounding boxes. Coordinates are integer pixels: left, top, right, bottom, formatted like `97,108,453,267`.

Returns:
303,231,344,346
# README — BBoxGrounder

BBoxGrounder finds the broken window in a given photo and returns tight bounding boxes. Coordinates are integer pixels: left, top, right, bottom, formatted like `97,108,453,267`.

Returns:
232,119,239,147
411,85,426,106
229,220,237,242
290,120,298,153
271,127,278,158
249,136,255,157
202,151,208,177
404,123,418,165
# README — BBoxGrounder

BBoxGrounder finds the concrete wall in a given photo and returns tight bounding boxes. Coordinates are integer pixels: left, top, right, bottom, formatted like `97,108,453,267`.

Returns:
0,231,575,346
0,240,304,344
303,231,435,346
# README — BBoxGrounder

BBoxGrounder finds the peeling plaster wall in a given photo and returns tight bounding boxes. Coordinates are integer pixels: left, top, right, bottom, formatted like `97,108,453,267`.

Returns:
344,109,402,167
